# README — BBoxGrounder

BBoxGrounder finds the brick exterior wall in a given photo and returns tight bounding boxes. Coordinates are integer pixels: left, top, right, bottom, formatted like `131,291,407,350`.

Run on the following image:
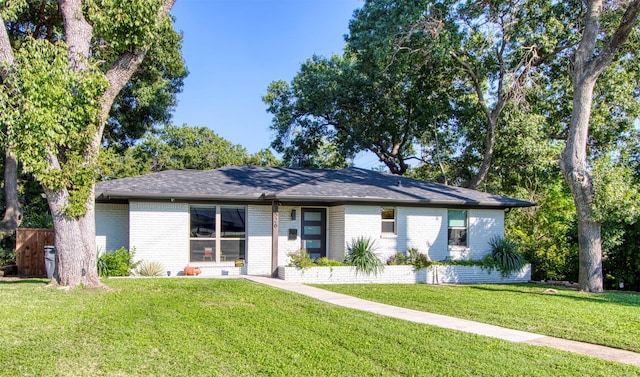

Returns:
129,201,189,277
468,209,504,259
95,203,129,253
97,200,508,281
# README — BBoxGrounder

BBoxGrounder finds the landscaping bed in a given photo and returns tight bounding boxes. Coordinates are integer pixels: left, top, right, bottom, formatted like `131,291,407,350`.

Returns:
278,264,531,284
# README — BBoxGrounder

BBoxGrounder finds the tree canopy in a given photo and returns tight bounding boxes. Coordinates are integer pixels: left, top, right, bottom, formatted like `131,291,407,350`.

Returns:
0,0,178,287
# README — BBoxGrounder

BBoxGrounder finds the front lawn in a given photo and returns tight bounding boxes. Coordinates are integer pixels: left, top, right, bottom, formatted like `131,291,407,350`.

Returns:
315,283,640,353
0,278,637,376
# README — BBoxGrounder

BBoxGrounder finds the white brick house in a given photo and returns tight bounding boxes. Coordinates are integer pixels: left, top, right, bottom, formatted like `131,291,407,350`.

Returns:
95,166,532,277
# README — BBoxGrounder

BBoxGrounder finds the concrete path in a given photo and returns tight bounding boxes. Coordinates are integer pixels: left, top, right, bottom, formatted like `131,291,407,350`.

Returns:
245,276,640,368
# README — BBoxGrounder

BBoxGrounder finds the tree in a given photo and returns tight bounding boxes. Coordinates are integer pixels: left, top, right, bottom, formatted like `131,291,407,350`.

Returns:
97,124,282,180
264,12,455,175
0,0,177,288
560,0,640,292
0,1,186,242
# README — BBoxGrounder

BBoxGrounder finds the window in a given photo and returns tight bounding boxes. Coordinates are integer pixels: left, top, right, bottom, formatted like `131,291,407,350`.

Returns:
190,205,246,263
448,210,467,247
381,208,396,234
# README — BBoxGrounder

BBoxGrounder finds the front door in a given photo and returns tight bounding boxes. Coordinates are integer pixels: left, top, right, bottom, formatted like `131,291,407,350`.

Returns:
301,208,326,260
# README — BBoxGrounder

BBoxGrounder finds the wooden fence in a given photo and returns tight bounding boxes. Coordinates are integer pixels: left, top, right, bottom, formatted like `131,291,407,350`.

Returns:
16,228,54,277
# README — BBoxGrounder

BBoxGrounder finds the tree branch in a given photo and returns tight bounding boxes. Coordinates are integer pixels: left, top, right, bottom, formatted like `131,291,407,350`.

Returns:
591,0,640,75
58,0,92,71
91,0,176,153
449,51,492,121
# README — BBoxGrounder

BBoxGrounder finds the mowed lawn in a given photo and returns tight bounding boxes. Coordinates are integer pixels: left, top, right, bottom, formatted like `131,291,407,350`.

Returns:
0,279,638,377
317,283,640,353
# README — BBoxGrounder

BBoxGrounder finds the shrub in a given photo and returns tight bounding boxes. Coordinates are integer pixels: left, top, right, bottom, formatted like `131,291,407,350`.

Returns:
387,252,408,265
407,248,432,270
316,257,344,266
0,249,16,266
344,237,384,276
388,249,432,270
135,260,165,276
287,249,315,269
98,247,138,277
489,236,525,277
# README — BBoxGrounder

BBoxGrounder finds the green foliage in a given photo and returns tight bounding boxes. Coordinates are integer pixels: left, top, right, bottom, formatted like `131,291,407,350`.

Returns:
135,260,165,277
344,237,384,276
97,247,138,277
1,37,108,217
98,124,281,180
287,250,344,269
86,0,167,58
316,257,345,267
388,248,433,270
286,249,315,269
507,181,579,281
0,249,16,266
489,236,526,277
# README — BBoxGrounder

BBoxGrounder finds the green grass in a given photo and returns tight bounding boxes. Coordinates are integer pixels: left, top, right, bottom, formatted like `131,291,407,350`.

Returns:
315,283,640,353
0,279,638,376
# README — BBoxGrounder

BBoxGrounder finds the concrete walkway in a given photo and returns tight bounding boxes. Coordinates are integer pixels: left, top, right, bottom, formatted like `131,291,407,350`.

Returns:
245,276,640,368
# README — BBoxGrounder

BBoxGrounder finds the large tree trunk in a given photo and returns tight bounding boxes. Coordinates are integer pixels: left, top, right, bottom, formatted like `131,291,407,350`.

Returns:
46,187,102,288
560,0,640,292
0,149,22,238
561,77,602,292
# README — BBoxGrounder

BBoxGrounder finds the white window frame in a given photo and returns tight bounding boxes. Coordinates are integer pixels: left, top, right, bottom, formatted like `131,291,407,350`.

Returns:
381,207,396,235
447,210,468,248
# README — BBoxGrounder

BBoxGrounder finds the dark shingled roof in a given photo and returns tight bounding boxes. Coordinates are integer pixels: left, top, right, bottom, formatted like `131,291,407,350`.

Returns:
95,166,533,208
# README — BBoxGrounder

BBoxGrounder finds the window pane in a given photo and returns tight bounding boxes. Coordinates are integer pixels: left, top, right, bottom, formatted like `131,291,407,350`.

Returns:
381,208,395,220
381,221,395,233
448,228,467,246
221,239,245,261
303,225,321,235
448,210,467,228
191,206,215,237
303,211,322,221
304,240,321,249
190,240,216,262
221,207,246,238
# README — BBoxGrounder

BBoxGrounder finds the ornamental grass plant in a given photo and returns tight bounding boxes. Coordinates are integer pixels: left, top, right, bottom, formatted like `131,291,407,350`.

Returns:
344,236,384,276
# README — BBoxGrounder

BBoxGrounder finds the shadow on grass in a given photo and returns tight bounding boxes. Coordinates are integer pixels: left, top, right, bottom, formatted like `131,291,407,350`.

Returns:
0,278,48,285
468,284,640,307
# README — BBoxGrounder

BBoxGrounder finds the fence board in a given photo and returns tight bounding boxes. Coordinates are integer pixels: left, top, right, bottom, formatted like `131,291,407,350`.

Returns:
16,228,54,277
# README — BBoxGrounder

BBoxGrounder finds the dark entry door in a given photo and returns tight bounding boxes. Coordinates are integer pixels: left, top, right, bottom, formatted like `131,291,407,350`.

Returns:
301,208,326,260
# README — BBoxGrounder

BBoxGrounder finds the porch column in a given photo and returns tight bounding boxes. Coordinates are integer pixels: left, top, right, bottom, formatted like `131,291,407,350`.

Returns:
271,200,279,277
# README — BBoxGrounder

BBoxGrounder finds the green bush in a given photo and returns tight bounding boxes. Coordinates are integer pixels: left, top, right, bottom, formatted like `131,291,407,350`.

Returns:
407,248,432,270
387,249,432,270
344,237,384,276
98,247,138,277
0,249,16,266
135,260,165,276
489,236,525,277
287,249,316,269
316,257,344,266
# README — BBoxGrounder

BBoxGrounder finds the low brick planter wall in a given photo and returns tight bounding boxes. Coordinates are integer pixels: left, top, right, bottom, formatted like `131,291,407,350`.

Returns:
278,264,531,285
425,264,531,284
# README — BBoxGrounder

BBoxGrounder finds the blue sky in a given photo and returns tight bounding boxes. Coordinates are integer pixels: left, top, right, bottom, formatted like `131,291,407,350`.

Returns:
170,0,381,166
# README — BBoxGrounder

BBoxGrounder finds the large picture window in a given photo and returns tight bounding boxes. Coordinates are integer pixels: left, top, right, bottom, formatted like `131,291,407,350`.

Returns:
381,208,396,234
190,205,246,263
448,210,468,247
